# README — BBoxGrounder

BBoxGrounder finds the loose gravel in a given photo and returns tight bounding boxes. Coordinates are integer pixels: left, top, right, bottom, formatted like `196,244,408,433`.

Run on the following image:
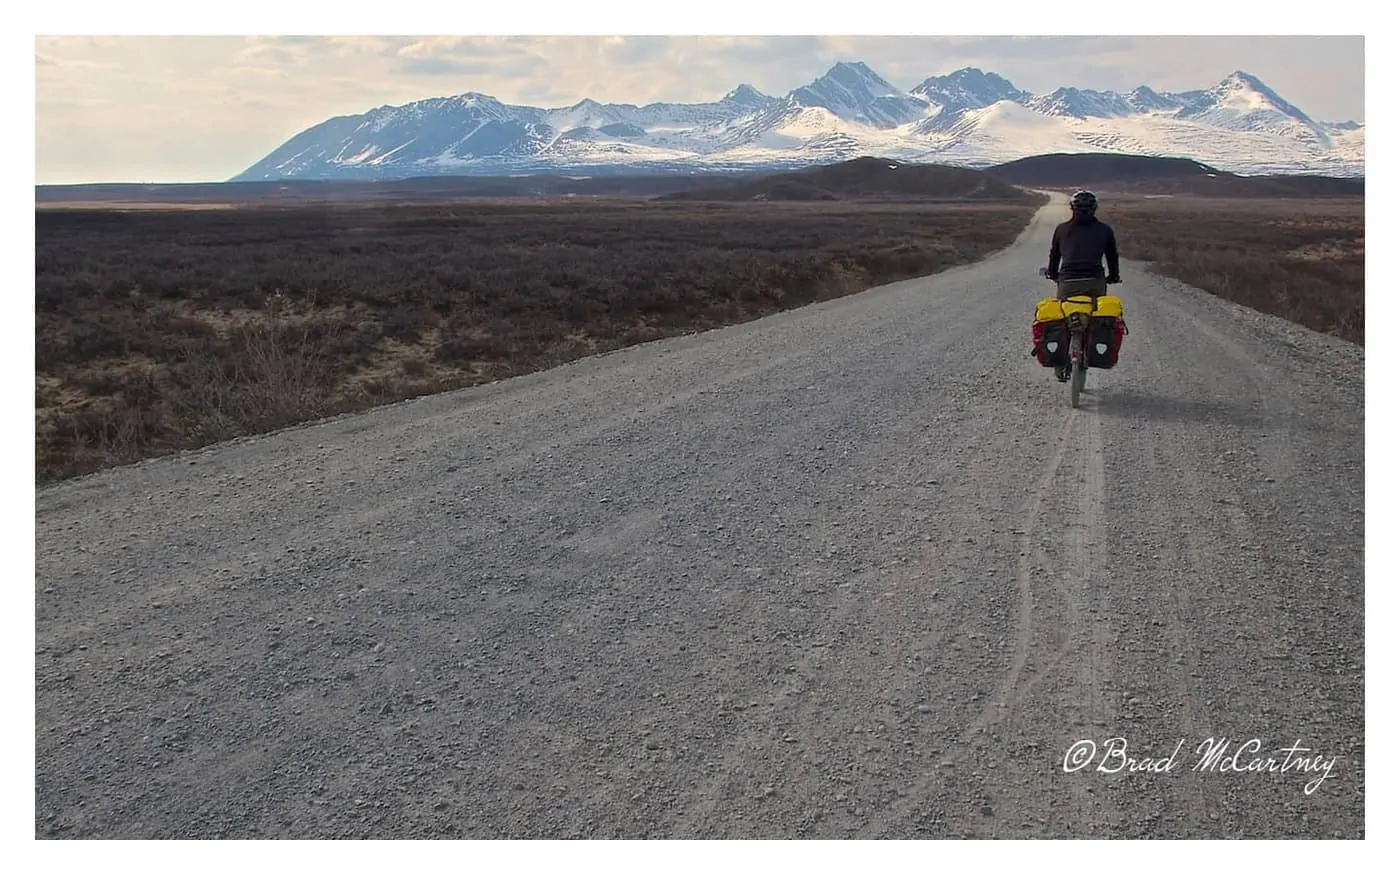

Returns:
36,198,1364,839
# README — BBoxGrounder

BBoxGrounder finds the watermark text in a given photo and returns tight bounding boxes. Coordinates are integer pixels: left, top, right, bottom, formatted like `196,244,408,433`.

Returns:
1062,737,1338,795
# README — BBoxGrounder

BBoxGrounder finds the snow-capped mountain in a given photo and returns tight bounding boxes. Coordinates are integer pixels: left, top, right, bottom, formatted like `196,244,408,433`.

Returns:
786,61,930,128
1026,87,1136,119
912,68,1028,113
234,64,1365,181
1175,71,1330,143
1125,86,1184,114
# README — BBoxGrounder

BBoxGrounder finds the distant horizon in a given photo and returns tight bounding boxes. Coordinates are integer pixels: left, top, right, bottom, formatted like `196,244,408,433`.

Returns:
33,152,1368,190
36,36,1364,186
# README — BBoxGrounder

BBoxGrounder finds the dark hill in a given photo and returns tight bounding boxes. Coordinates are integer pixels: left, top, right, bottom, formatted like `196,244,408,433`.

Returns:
985,152,1363,197
34,172,775,206
656,157,1041,203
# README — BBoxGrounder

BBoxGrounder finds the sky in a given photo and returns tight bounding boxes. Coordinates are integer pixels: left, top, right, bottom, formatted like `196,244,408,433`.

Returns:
30,13,1369,185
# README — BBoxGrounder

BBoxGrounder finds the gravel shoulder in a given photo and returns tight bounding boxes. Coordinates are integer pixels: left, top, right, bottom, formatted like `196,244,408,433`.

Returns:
35,197,1365,839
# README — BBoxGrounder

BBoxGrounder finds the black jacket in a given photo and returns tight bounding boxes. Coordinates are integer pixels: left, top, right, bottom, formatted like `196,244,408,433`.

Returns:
1048,217,1119,280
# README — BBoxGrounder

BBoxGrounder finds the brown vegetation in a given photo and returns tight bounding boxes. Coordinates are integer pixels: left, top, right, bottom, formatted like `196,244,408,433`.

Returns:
1100,194,1363,343
36,198,1040,482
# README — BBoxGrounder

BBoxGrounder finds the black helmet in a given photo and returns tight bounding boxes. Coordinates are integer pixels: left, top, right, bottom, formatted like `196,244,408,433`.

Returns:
1070,189,1098,216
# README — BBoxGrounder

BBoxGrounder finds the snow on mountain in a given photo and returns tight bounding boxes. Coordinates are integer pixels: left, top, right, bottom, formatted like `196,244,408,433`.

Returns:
536,128,699,165
1125,85,1185,114
1026,87,1135,119
921,101,1103,165
786,61,929,128
911,67,1028,112
1180,71,1313,125
718,102,929,166
545,98,632,133
233,64,1364,181
1324,123,1366,166
910,67,1029,134
723,84,777,110
1173,70,1331,147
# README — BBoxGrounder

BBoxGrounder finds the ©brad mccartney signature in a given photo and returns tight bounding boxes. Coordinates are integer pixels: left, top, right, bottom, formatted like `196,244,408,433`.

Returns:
1062,737,1339,795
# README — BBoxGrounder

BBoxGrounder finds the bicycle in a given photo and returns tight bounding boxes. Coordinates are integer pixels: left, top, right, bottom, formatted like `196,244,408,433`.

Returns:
1035,270,1124,409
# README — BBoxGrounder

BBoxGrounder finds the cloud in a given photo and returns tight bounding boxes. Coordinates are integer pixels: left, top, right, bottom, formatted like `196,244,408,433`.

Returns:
493,36,846,105
698,36,829,62
382,36,549,81
398,57,487,76
394,37,473,60
514,81,576,106
396,53,544,79
601,36,678,65
320,37,389,55
945,35,1139,62
240,46,301,66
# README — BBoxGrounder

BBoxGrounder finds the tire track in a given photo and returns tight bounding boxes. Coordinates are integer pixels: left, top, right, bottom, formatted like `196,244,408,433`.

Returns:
961,407,1077,742
1055,395,1119,834
888,387,1112,836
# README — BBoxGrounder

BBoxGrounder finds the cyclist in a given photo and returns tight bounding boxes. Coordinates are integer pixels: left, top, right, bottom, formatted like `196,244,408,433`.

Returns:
1045,190,1121,381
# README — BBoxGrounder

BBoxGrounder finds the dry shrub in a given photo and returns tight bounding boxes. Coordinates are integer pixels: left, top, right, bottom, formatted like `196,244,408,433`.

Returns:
36,199,1041,481
1101,194,1363,344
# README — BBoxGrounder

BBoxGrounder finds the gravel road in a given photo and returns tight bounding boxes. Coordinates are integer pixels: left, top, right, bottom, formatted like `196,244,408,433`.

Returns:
35,196,1365,839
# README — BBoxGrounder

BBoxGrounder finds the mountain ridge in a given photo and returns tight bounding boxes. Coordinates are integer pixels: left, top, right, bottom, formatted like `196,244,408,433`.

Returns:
234,62,1364,182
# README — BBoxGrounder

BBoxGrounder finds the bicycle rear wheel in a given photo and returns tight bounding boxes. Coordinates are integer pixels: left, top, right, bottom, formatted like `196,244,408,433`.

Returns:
1068,331,1085,409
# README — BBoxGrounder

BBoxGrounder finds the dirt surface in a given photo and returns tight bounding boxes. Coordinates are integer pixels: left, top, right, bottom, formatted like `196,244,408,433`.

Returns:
35,197,1365,839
